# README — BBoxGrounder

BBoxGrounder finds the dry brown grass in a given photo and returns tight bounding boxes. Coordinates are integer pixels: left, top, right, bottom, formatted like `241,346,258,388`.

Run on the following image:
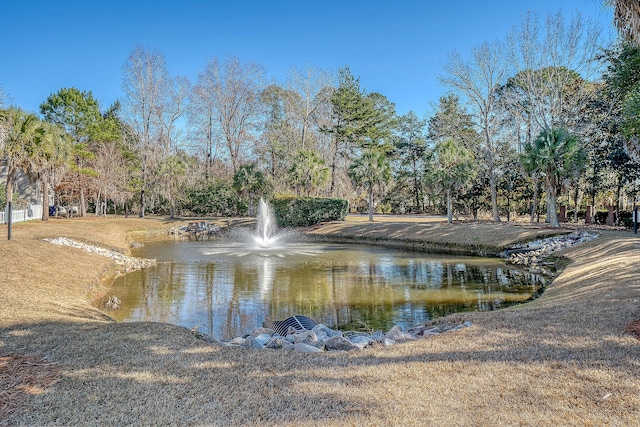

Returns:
308,218,569,254
0,354,60,423
1,216,639,426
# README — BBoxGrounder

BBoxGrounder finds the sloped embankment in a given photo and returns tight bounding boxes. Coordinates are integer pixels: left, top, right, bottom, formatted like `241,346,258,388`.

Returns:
305,220,570,255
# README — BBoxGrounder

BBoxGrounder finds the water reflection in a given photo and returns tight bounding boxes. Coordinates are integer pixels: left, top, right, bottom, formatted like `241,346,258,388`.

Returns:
104,241,545,340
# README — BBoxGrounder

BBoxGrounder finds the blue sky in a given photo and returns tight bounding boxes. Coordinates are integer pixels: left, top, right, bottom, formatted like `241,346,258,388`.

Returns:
0,1,616,118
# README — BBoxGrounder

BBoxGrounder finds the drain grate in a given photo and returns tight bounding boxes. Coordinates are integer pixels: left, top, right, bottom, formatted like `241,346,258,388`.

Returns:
263,315,318,336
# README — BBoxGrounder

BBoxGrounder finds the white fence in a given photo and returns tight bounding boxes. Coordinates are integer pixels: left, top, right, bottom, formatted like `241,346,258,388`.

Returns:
0,205,43,224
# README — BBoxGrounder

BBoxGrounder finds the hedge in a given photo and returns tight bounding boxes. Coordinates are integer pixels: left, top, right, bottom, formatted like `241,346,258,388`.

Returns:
271,196,349,227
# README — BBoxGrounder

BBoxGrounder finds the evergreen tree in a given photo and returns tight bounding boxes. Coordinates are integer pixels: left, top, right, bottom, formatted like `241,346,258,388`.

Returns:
348,149,391,221
431,138,476,223
324,67,396,196
233,163,267,216
395,111,427,212
40,87,105,216
288,150,329,196
0,108,43,239
522,128,586,227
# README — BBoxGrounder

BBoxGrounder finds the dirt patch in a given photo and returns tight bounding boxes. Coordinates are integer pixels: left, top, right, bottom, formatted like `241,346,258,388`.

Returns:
0,354,60,423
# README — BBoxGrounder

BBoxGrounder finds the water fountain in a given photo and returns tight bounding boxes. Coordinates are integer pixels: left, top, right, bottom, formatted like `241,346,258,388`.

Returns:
253,198,283,249
215,198,320,258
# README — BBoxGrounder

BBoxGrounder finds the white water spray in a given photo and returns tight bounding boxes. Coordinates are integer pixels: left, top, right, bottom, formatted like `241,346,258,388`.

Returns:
254,198,279,248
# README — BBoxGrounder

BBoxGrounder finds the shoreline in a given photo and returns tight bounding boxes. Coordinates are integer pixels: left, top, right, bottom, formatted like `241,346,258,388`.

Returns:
99,227,597,350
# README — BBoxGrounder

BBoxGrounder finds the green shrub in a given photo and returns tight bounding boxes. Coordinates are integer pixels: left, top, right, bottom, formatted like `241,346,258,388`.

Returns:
183,180,241,217
271,196,348,227
565,210,586,221
618,211,633,228
594,210,609,224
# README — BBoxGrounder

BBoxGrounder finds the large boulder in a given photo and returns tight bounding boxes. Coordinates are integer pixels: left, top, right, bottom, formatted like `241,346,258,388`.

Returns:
371,331,385,343
349,335,373,350
251,328,275,337
293,343,323,353
253,333,272,346
241,336,265,349
265,338,294,350
385,325,415,343
324,336,359,351
291,330,318,344
312,324,343,340
227,337,246,346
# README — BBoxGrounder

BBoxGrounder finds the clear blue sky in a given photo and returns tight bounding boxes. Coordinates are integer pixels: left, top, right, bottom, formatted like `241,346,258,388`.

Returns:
0,1,616,118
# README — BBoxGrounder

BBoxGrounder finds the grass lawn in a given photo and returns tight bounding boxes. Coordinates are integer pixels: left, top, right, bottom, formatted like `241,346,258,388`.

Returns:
1,216,639,426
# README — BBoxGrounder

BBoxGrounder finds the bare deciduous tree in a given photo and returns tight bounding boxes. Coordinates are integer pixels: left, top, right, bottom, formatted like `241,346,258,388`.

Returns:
197,56,266,174
507,11,603,133
284,65,333,151
121,46,169,217
440,40,509,222
190,79,221,180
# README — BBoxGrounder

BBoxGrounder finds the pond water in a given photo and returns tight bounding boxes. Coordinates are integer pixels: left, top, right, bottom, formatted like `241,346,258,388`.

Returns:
102,238,546,340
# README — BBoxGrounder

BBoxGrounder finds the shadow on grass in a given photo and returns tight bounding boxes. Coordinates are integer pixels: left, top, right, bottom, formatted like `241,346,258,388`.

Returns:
2,310,639,425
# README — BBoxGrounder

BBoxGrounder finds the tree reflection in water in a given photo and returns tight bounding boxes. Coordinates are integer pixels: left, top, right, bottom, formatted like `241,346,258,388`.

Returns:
104,241,545,340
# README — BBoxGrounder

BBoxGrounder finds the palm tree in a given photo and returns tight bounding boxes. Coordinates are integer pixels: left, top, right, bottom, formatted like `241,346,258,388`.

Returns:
233,163,267,216
287,150,329,196
607,0,640,45
520,147,541,223
432,138,476,224
348,149,391,222
27,122,72,221
522,128,586,228
0,107,42,239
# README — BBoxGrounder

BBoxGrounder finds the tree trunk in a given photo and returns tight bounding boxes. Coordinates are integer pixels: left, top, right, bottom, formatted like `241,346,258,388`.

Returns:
573,185,580,223
530,175,539,223
139,154,146,218
42,181,49,221
413,156,420,212
368,185,374,222
489,172,500,222
78,186,86,217
6,175,14,240
446,188,453,224
485,129,500,223
206,117,213,181
589,161,598,224
329,147,338,196
616,174,623,226
547,183,560,228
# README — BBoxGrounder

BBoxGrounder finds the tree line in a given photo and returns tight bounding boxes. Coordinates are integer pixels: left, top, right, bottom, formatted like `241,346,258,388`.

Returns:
1,9,639,237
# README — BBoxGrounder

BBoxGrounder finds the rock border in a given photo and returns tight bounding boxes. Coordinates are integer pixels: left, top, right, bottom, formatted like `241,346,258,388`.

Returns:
167,222,222,237
191,321,474,353
500,231,598,274
43,237,156,273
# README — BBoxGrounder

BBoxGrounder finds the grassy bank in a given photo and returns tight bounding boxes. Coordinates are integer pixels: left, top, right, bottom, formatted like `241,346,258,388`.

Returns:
305,220,569,255
1,217,639,426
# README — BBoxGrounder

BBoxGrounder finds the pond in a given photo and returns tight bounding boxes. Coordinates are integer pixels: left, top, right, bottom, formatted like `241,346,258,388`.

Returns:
102,237,546,340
